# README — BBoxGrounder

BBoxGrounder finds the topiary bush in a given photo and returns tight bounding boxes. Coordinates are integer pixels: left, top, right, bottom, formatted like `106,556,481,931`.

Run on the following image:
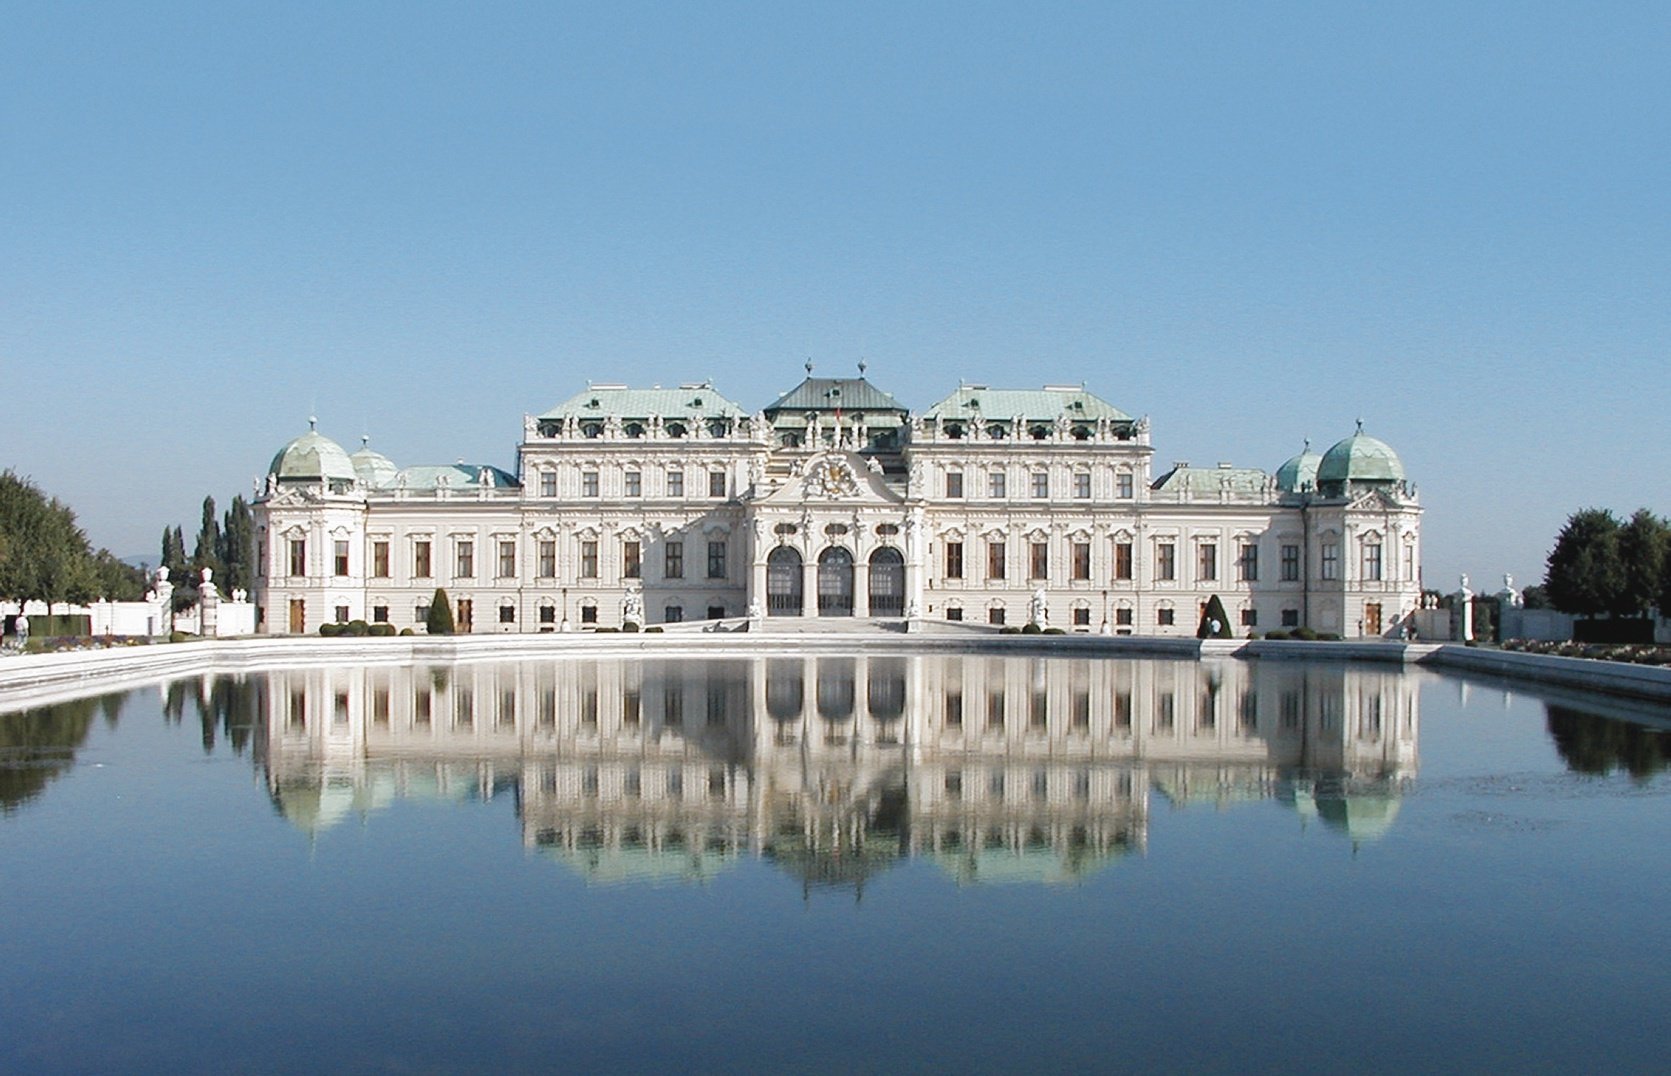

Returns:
1042,627,1065,635
645,626,664,633
622,622,640,632
370,623,397,636
1293,626,1318,641
1021,622,1043,634
1263,630,1290,640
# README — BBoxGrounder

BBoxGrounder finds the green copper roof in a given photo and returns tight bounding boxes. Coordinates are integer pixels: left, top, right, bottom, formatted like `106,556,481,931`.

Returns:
350,438,399,489
1151,463,1271,496
922,386,1131,423
539,383,748,421
1274,442,1323,493
392,464,519,491
1317,427,1405,486
764,375,907,414
268,424,357,484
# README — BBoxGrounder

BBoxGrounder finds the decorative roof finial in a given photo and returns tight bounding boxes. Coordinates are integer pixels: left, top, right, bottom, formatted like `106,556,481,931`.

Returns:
1302,437,1311,452
360,434,370,448
308,415,318,431
858,358,867,375
805,358,814,375
1355,417,1364,434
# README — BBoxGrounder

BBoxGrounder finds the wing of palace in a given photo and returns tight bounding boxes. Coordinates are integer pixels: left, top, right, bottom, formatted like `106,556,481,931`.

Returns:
255,369,1421,637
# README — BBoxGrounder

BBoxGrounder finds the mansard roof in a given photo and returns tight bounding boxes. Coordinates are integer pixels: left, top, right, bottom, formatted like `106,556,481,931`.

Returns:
1150,462,1271,496
764,375,907,414
393,463,520,491
539,382,748,421
922,385,1131,423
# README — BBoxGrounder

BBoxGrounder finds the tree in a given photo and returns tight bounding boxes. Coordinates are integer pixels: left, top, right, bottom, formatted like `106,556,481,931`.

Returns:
192,496,226,585
1544,509,1625,617
1615,509,1668,618
0,471,96,614
426,588,455,635
219,495,256,593
1196,594,1233,639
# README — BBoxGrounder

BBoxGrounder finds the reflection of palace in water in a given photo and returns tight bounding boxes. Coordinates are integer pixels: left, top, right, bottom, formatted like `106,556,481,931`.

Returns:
261,656,1419,887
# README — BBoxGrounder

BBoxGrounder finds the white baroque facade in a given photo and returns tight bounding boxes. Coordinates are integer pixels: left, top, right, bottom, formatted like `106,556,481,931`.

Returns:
253,371,1422,636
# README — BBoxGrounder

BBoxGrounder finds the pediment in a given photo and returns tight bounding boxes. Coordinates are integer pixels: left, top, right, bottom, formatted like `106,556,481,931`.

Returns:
757,452,903,507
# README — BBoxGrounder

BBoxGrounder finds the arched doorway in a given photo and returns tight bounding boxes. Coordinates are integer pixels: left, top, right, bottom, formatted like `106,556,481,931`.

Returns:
868,547,905,617
767,547,803,617
817,547,855,616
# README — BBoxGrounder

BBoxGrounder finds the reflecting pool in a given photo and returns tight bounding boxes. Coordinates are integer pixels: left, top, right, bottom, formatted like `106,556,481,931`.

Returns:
3,655,1669,1072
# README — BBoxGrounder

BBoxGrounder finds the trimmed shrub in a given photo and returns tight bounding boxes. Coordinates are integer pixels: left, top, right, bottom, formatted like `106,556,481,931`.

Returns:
1196,595,1234,639
398,627,415,636
645,626,664,633
426,588,455,635
1317,632,1342,641
370,623,397,637
594,626,619,633
1021,622,1043,634
1293,626,1318,641
345,620,371,636
319,623,340,637
1263,630,1290,641
1042,627,1066,635
999,626,1022,635
622,622,641,632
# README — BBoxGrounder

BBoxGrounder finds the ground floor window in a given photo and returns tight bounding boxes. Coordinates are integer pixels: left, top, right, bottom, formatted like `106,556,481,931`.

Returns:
1073,607,1091,627
539,606,556,625
580,604,597,625
707,605,725,620
1116,607,1133,626
372,605,388,623
1281,608,1300,627
499,605,515,624
946,607,963,621
1240,608,1257,627
1157,607,1175,626
665,605,683,623
988,608,1005,626
335,605,349,623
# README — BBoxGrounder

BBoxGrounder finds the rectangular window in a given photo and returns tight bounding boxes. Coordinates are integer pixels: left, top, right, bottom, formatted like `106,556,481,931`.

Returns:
1073,607,1091,627
946,470,964,499
665,541,684,579
987,540,1006,581
988,471,1006,498
455,540,474,579
1157,542,1176,581
623,540,641,579
580,541,598,578
416,603,430,624
1321,542,1340,581
988,607,1005,626
1157,607,1175,626
666,469,684,497
538,539,556,578
1198,543,1217,582
1030,541,1049,580
1117,472,1134,499
1073,472,1091,499
372,605,389,623
539,471,556,497
539,606,556,625
1031,471,1049,499
498,540,515,578
708,470,726,498
1072,542,1091,581
1238,543,1258,582
1363,543,1383,582
334,540,349,577
945,541,964,579
664,605,683,623
1281,544,1301,582
334,605,349,624
1241,608,1258,627
582,471,599,497
289,539,306,577
498,605,515,624
1115,542,1133,580
580,605,597,625
707,605,725,620
1281,608,1300,627
945,607,963,621
414,539,431,578
1116,607,1133,626
372,541,390,578
625,471,642,497
707,540,726,579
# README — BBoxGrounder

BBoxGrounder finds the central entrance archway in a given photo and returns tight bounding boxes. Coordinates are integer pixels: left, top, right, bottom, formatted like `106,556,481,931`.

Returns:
868,547,905,617
817,547,855,617
767,547,803,617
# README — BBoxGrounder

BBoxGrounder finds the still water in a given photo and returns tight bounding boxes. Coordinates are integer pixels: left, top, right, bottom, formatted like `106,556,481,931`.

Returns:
2,654,1669,1073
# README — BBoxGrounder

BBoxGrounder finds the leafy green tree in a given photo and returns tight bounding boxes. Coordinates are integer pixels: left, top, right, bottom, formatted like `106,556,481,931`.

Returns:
1544,509,1625,617
1196,595,1234,638
426,588,455,635
1520,584,1550,610
1615,509,1668,617
90,549,147,601
0,471,98,614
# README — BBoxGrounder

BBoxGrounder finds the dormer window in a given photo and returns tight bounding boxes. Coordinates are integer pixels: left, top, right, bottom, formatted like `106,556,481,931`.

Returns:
624,422,645,438
666,422,687,438
582,423,602,439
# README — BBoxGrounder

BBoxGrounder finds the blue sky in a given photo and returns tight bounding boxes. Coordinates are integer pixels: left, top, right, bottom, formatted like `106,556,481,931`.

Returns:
3,2,1667,588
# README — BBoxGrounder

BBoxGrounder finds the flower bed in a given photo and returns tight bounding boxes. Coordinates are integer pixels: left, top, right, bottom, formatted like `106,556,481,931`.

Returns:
1502,639,1671,666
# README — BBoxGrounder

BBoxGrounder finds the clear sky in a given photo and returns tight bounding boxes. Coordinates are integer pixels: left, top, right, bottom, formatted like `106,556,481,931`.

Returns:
3,2,1667,589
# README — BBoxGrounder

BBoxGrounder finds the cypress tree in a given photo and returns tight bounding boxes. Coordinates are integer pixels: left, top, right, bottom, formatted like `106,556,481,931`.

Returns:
220,495,256,593
192,495,226,584
426,588,455,635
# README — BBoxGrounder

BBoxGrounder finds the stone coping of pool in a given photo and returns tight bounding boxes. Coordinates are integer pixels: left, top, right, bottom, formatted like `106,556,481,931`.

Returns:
3,631,1670,711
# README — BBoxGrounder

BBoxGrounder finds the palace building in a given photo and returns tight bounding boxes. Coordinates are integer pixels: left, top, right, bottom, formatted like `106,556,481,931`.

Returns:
254,367,1422,636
